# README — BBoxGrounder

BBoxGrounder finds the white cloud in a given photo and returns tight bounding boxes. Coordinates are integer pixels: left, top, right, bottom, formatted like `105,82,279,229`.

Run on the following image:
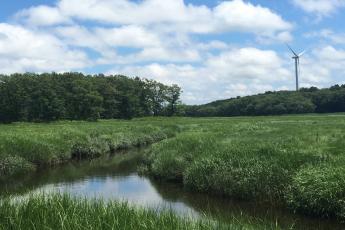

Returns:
55,25,104,51
315,46,345,71
0,23,90,73
95,26,161,48
108,47,292,104
17,0,292,42
55,25,201,64
305,29,345,44
8,0,292,78
58,0,198,26
292,0,345,18
130,47,201,63
196,41,230,51
15,5,71,26
206,48,290,81
213,0,292,34
55,24,167,62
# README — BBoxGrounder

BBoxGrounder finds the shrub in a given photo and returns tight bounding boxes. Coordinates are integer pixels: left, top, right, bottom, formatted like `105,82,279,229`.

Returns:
0,155,35,177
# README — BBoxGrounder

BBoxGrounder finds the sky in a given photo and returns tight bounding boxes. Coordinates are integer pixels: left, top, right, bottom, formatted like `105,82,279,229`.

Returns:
1,0,345,104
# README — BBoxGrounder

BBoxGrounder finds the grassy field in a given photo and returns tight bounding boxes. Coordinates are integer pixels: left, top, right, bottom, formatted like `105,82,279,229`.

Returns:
1,115,345,225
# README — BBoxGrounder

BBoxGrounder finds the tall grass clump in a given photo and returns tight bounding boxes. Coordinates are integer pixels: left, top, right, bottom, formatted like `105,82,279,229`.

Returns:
286,164,345,219
146,135,316,202
0,194,281,230
144,133,220,181
183,151,290,201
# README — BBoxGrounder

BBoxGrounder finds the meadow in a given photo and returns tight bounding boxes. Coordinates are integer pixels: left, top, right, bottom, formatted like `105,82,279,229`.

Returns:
1,115,345,227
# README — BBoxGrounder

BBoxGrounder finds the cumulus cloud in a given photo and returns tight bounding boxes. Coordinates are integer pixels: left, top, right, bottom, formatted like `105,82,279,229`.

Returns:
54,24,201,64
95,26,161,48
305,29,345,44
15,5,71,26
292,0,345,18
15,0,292,41
0,23,90,73
315,46,345,71
8,0,293,70
212,0,292,34
205,48,289,81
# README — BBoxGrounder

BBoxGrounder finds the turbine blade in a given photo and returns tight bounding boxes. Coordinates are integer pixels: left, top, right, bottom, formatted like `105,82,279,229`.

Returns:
286,43,298,56
298,50,307,57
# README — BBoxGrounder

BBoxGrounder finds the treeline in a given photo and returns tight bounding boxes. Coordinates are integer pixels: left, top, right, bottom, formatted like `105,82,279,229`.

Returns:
0,73,181,122
180,85,345,117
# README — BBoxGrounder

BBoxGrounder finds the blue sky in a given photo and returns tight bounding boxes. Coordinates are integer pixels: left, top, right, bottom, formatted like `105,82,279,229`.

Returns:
1,0,345,104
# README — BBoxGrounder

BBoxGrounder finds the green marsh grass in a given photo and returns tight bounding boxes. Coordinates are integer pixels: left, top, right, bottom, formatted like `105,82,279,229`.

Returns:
0,194,281,230
2,115,345,221
0,119,180,178
142,115,345,220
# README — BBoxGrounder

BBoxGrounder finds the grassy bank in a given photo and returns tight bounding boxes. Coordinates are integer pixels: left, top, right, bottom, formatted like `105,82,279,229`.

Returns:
0,119,179,178
142,115,345,220
0,194,280,230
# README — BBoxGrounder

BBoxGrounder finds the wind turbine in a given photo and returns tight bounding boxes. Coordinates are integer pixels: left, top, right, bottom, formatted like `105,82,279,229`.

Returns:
286,44,306,91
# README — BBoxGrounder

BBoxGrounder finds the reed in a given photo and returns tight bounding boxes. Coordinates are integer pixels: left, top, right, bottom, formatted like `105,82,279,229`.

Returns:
0,194,280,230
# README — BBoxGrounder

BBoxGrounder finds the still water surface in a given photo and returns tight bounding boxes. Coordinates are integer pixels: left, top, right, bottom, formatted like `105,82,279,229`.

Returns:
1,148,343,230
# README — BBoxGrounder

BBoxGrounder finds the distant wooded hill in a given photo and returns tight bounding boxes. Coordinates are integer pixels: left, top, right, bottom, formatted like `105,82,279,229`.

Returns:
0,73,181,122
180,85,345,117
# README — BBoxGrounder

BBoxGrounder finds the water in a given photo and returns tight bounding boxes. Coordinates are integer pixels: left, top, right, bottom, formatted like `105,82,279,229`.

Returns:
0,148,343,229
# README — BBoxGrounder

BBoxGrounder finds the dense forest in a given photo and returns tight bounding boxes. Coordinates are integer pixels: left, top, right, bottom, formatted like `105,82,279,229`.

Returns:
0,73,181,123
180,85,345,117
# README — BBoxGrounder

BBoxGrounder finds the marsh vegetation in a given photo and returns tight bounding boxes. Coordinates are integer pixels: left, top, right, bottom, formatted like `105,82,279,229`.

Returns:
0,119,179,178
1,115,345,229
142,115,345,220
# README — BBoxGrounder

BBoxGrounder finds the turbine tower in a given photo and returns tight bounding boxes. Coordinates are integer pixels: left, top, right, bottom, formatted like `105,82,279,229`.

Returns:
286,44,306,91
